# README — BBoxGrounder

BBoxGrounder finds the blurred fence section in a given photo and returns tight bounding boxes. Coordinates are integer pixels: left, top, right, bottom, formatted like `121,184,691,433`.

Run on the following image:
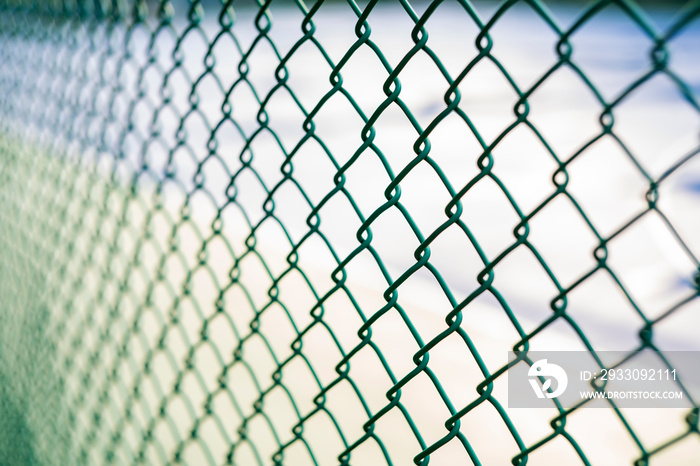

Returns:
1,0,699,464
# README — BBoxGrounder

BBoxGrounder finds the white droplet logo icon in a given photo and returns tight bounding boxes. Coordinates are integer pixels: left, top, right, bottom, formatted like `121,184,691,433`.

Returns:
528,359,568,399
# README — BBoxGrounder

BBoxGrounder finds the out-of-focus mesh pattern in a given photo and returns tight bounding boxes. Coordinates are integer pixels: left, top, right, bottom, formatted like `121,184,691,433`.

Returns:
0,0,699,464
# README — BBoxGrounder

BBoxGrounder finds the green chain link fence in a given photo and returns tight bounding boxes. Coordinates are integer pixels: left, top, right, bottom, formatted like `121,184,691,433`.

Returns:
1,0,699,464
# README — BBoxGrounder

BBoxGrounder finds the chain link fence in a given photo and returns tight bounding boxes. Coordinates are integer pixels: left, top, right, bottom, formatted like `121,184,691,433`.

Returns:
1,0,699,464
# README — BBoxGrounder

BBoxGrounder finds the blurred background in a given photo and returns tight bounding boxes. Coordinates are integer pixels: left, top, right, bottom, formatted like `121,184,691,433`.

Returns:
0,0,699,464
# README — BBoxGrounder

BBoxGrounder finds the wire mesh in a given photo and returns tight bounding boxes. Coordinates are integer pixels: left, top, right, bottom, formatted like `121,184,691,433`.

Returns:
0,0,699,464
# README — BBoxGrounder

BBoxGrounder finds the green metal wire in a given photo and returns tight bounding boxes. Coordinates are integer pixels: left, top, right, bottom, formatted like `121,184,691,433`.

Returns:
0,0,699,465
